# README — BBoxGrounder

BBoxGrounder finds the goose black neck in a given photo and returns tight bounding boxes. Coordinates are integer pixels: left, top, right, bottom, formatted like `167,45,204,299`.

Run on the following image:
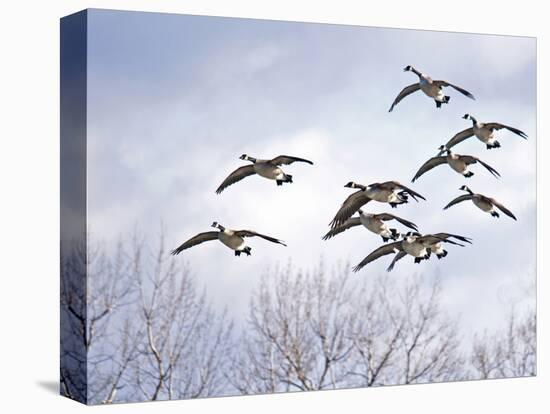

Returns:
410,67,422,77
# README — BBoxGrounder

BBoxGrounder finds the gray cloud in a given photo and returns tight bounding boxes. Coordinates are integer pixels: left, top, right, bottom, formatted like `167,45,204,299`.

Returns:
85,10,536,330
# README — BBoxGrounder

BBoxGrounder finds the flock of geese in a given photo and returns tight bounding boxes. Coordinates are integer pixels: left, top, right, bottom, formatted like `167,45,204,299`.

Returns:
171,65,528,273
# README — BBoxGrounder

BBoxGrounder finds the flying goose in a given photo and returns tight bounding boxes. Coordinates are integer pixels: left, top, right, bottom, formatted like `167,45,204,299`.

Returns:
216,154,313,194
441,114,528,152
443,185,517,220
171,222,287,256
353,232,471,272
412,145,500,182
322,209,419,242
389,65,475,112
328,181,426,229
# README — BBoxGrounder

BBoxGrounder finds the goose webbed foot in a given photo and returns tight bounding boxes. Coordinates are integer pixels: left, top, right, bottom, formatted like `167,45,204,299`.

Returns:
382,236,390,242
235,251,241,256
276,180,283,186
435,101,442,108
414,257,423,264
491,211,500,218
464,171,474,178
436,250,448,259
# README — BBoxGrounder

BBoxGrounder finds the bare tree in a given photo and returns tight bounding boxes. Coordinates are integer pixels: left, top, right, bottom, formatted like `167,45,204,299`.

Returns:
471,308,536,379
62,235,536,403
61,231,234,404
230,263,356,393
130,234,234,402
231,264,464,393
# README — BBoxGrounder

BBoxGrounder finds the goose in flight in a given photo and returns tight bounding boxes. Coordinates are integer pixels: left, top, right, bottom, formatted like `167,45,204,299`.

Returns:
443,185,517,220
440,114,528,151
328,181,426,229
412,145,500,182
353,232,471,273
389,65,475,112
322,209,419,242
216,154,313,194
171,222,286,256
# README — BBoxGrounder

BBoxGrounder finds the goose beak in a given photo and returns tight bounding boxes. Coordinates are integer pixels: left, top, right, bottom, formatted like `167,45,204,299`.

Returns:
462,114,469,119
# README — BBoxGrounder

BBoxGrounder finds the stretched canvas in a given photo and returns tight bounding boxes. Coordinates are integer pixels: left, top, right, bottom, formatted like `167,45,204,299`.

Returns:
60,8,536,405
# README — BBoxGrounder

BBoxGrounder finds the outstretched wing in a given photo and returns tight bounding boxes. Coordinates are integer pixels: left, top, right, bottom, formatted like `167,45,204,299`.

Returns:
433,80,475,100
215,165,256,194
353,242,401,273
417,234,465,247
374,213,419,231
412,156,448,182
429,232,472,245
460,156,500,178
483,123,528,139
443,194,473,210
171,232,219,255
381,181,427,201
322,217,362,240
441,128,475,153
388,83,421,112
489,198,517,221
329,190,372,228
234,230,287,246
270,155,314,166
387,250,407,272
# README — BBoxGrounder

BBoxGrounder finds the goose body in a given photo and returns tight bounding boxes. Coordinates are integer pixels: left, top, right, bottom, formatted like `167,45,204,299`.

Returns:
412,146,500,182
171,222,287,256
253,162,285,180
322,210,418,242
328,181,426,229
389,65,475,112
418,75,446,101
218,228,247,251
443,186,517,220
216,154,313,194
442,114,528,151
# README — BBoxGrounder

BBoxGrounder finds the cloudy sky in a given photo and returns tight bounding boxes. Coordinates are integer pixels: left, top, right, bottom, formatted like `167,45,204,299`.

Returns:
86,9,536,333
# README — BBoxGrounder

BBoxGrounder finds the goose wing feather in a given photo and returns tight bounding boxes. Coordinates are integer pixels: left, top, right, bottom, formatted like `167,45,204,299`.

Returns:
270,155,314,165
388,83,421,112
352,242,402,272
171,232,219,255
329,190,372,228
379,181,426,201
433,80,475,100
374,213,419,231
483,123,528,139
460,156,500,178
234,230,287,246
215,165,256,194
322,217,362,240
442,128,475,153
489,198,518,220
443,194,473,210
412,156,448,182
386,250,407,272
